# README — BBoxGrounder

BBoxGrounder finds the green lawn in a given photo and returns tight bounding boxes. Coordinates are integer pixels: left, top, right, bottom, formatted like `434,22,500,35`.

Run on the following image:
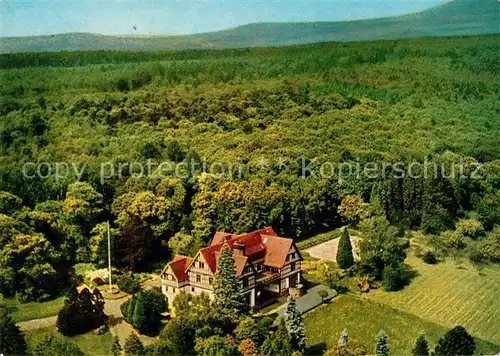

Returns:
365,255,500,345
0,296,65,322
304,294,500,355
24,326,113,355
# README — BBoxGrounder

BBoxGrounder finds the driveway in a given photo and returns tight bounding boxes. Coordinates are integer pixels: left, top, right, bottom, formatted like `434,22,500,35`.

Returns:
265,285,337,322
305,235,359,261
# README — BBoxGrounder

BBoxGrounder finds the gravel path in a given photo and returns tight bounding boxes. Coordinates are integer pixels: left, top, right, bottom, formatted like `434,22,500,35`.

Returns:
18,316,57,331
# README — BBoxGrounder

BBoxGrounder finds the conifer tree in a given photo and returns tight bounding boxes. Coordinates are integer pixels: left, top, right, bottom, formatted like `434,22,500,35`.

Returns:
111,336,122,356
370,182,385,217
339,328,349,348
411,332,429,356
336,228,354,269
124,333,144,356
375,329,389,356
262,319,292,356
284,298,306,351
0,308,28,356
213,242,247,317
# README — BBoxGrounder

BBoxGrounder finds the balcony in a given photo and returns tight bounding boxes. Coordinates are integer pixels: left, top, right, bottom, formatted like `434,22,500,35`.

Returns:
256,271,280,285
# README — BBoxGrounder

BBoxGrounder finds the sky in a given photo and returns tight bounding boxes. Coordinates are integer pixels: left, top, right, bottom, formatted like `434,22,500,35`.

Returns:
1,0,446,37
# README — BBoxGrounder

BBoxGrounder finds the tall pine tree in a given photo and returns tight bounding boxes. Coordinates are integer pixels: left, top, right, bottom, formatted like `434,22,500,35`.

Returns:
213,242,247,317
375,329,389,356
284,298,306,351
262,319,292,356
339,328,349,348
411,332,429,356
111,336,122,356
336,228,354,269
124,332,144,356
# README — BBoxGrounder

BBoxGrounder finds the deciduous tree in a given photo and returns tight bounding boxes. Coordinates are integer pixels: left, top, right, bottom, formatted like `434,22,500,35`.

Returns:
433,326,475,356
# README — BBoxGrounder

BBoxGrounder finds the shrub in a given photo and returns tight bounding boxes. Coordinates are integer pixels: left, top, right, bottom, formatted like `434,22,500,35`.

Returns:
32,335,84,356
441,231,467,250
318,290,328,302
382,264,416,291
354,275,375,293
116,78,129,92
480,226,500,262
467,245,487,266
456,219,485,239
121,288,167,334
116,272,141,294
421,251,438,264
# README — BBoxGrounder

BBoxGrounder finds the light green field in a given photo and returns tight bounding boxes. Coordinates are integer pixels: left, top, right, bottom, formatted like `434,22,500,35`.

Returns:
365,255,500,344
0,296,65,322
304,295,500,355
24,326,113,355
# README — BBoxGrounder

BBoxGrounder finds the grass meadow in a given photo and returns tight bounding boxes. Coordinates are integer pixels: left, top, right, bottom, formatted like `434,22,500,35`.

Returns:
365,255,500,345
0,296,65,322
24,326,113,355
304,294,500,355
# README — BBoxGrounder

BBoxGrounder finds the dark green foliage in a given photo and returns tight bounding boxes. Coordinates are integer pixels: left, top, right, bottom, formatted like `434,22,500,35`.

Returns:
284,299,306,351
433,326,475,356
32,335,84,356
160,317,196,355
411,333,429,356
111,336,122,356
141,142,160,159
0,307,28,356
124,332,145,356
121,288,167,334
375,329,389,356
116,78,129,92
0,34,498,291
213,243,247,318
194,335,239,356
56,287,106,336
421,251,438,264
261,319,293,356
382,264,416,292
116,272,141,294
337,228,354,269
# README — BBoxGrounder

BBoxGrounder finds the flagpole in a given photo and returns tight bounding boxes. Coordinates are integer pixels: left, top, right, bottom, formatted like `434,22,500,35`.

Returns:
107,220,112,293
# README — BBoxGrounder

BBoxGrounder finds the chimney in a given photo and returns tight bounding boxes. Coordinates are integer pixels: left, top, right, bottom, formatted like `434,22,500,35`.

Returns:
233,240,245,256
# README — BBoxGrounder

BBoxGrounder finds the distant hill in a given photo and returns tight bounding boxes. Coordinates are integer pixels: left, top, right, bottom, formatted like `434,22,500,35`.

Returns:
1,0,498,53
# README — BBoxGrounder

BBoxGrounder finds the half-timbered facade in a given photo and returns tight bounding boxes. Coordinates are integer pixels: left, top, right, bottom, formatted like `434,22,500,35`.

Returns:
160,227,302,307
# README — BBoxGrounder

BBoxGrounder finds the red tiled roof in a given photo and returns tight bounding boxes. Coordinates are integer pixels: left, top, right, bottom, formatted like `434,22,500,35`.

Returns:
210,232,231,246
261,234,293,268
169,226,294,276
169,256,192,281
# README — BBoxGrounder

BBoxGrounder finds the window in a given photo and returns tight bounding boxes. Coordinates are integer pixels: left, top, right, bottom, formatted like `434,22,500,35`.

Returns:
173,287,176,293
209,278,213,285
196,275,201,283
242,277,249,288
199,262,204,269
291,262,296,271
192,287,195,292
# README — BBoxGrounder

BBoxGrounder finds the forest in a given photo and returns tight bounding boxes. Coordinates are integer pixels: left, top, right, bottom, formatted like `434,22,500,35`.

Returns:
0,34,499,302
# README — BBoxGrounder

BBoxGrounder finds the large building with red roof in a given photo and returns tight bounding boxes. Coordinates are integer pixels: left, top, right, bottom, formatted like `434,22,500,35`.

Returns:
160,227,302,307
